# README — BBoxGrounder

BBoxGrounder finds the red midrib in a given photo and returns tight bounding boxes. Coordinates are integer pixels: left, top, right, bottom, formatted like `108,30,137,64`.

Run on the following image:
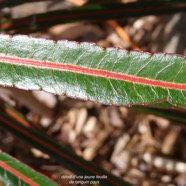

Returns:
0,56,186,90
1,3,186,29
0,160,39,186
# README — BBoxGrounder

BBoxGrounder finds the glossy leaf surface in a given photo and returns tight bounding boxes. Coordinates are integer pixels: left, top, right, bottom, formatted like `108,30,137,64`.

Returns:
0,152,57,186
0,35,186,108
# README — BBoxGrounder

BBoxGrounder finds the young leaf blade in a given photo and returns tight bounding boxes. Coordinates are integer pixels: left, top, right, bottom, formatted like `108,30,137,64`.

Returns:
0,152,58,186
0,101,131,186
0,0,48,8
132,105,186,125
0,34,186,108
1,0,186,31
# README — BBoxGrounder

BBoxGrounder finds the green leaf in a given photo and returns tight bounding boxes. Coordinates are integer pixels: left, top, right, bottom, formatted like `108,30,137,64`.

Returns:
0,0,44,8
0,152,57,186
132,105,186,125
0,34,186,108
0,100,131,186
1,0,186,31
